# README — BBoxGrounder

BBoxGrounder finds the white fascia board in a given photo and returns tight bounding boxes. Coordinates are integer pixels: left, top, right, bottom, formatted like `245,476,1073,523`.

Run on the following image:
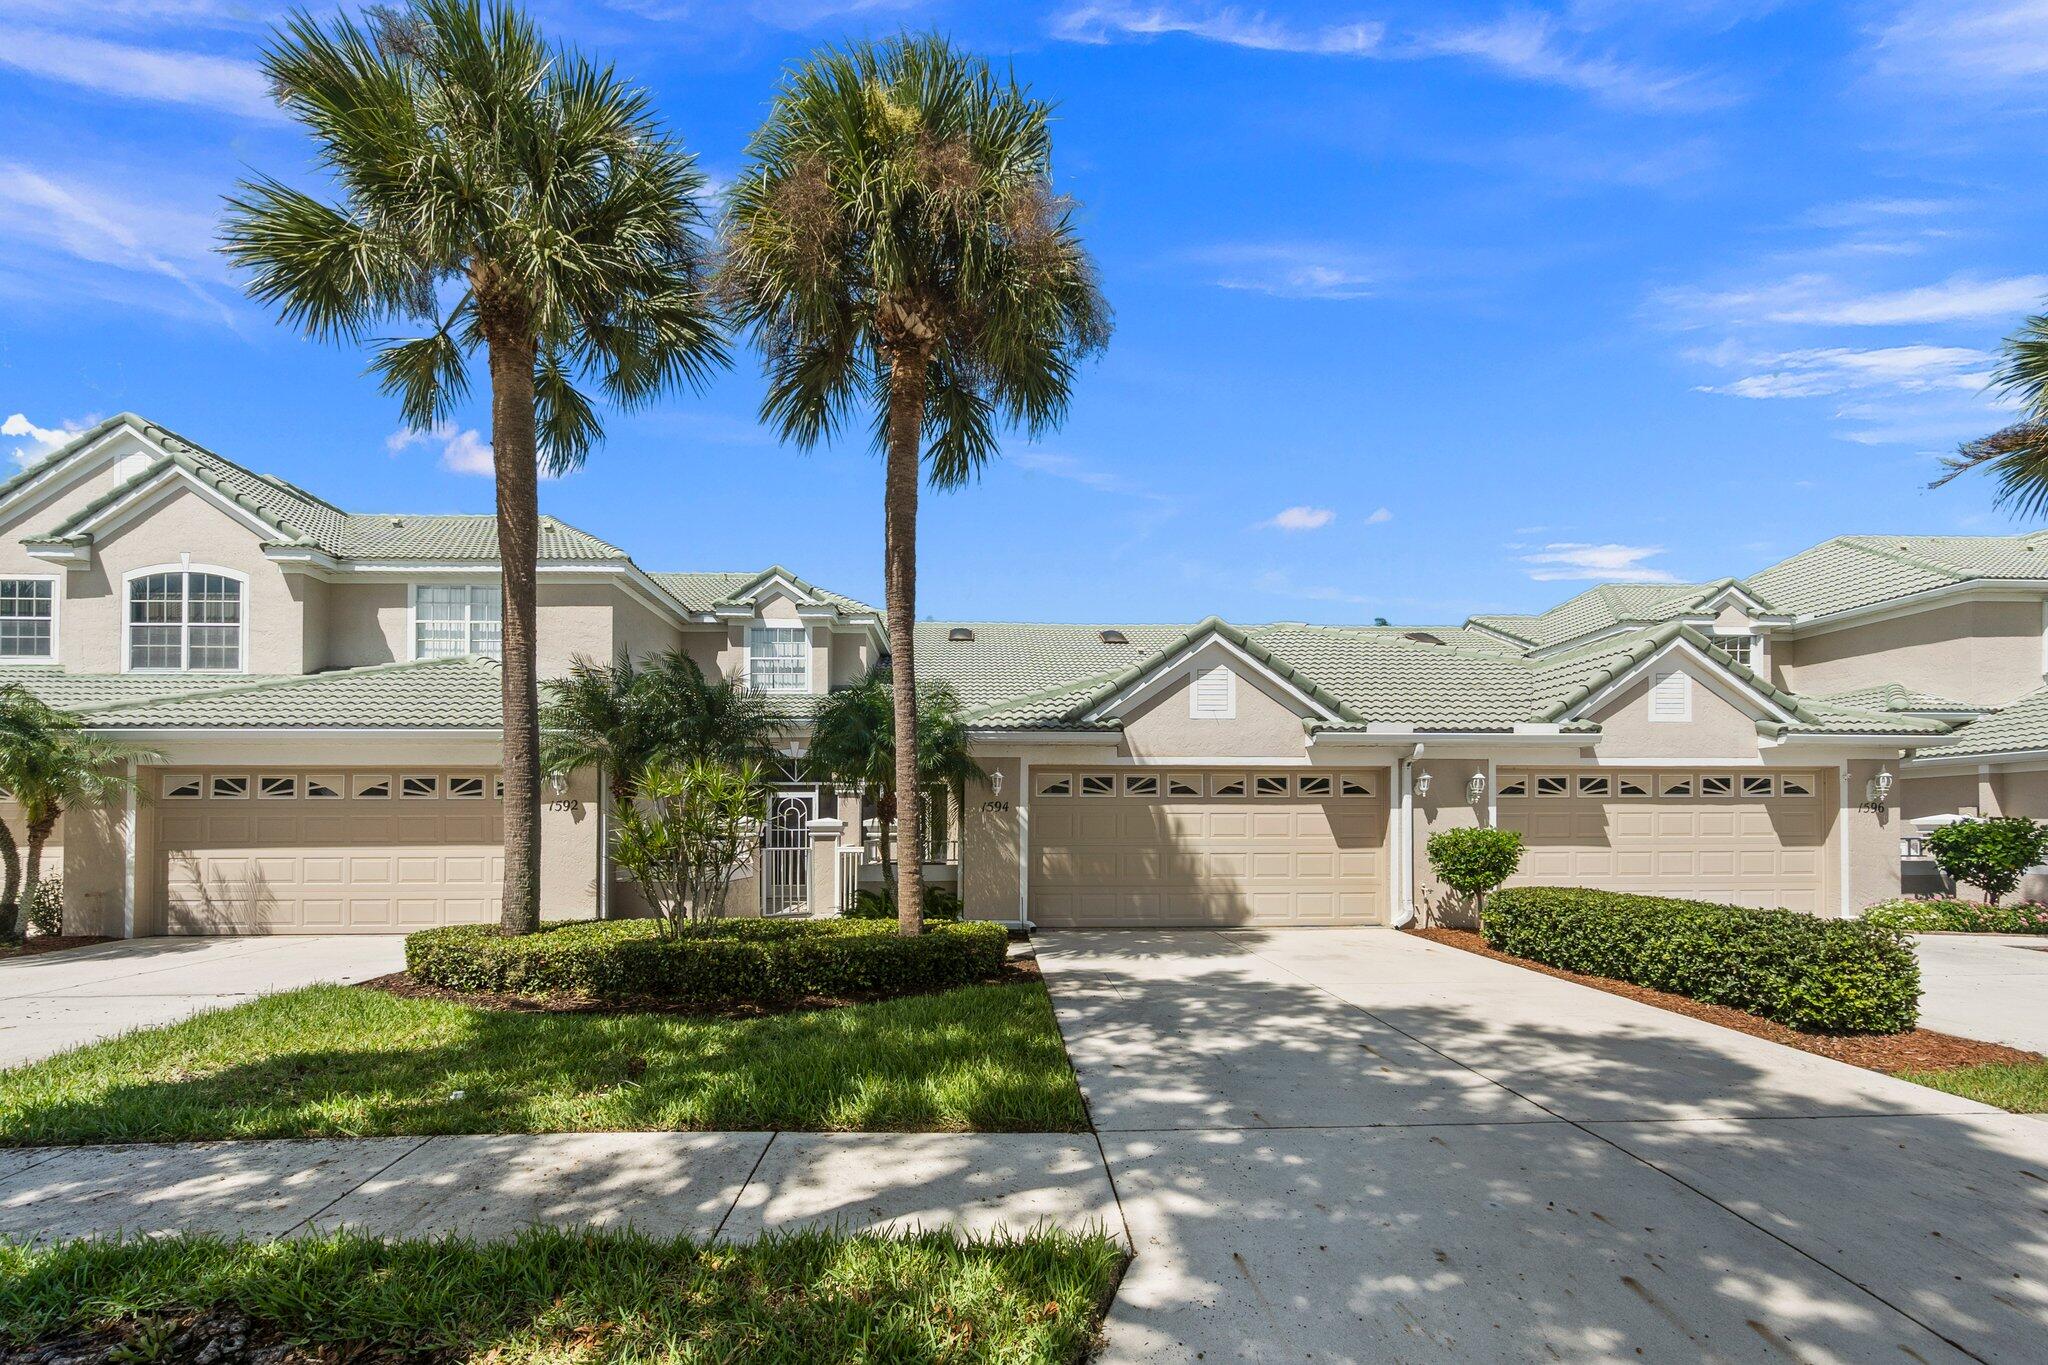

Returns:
1769,732,1929,750
1083,631,1340,724
69,464,297,548
1698,582,1783,617
262,546,340,573
1784,581,2048,637
1321,728,1586,746
965,729,1120,746
24,542,90,566
1464,621,1538,648
1562,637,1798,726
0,420,149,522
1904,747,2048,772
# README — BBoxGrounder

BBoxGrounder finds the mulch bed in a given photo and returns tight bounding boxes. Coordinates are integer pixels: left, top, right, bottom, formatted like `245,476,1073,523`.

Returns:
1407,926,2043,1074
360,953,1045,1018
0,935,114,960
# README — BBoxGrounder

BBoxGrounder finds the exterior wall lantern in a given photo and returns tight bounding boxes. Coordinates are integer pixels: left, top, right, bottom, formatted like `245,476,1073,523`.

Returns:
1414,771,1432,799
548,771,568,799
1864,768,1893,811
1466,772,1488,805
990,770,1004,797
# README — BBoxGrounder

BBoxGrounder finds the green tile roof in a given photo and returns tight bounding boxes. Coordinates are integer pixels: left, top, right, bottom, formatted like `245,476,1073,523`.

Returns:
1742,533,2048,619
648,568,879,617
1469,582,1719,649
1908,686,2048,759
0,668,292,712
1812,683,1984,716
73,657,504,729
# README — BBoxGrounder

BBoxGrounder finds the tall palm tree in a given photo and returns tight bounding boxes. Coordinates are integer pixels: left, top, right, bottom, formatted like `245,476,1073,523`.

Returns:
637,651,783,773
722,34,1109,935
807,667,984,892
1934,311,2048,513
0,699,151,929
222,0,726,934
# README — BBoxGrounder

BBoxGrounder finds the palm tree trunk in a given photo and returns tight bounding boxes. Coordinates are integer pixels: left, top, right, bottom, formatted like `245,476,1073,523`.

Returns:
883,355,927,938
20,811,55,931
490,330,543,936
0,818,20,940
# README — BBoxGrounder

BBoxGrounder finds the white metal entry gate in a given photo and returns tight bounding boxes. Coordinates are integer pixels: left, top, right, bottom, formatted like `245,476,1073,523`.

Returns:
761,789,817,916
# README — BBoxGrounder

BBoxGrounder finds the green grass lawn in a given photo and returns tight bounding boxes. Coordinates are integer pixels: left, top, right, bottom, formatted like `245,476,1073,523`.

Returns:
0,981,1089,1144
0,1226,1127,1364
1894,1061,2048,1112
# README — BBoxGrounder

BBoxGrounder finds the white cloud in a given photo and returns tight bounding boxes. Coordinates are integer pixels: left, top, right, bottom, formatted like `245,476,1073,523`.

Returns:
1658,272,2048,327
2,412,85,468
1262,505,1336,531
0,161,234,321
1364,506,1393,524
1519,542,1678,583
1798,197,1961,229
1871,0,2048,85
1197,243,1384,300
0,28,279,120
1692,344,1994,399
389,424,496,477
1050,3,1384,55
1419,11,1730,112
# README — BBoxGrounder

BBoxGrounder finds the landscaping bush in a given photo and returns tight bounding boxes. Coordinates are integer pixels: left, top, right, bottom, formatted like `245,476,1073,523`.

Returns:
1922,817,2048,904
1862,896,2048,935
22,878,62,938
1482,887,1919,1034
406,916,1008,1006
1425,827,1524,920
845,886,964,921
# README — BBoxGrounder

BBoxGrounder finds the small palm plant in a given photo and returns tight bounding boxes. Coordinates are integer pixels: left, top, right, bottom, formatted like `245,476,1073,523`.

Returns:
722,33,1108,934
0,695,153,938
609,759,768,933
223,0,727,933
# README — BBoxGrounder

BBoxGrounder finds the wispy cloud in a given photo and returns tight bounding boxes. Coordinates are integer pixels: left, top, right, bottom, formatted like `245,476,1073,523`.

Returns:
1657,271,2048,327
1010,448,1182,526
1690,343,1995,399
1870,0,2048,87
1364,506,1393,524
1260,504,1336,531
1196,243,1384,300
0,28,279,120
0,162,235,322
1519,542,1677,583
2,412,86,469
388,424,496,477
1797,197,1962,229
1048,2,1727,111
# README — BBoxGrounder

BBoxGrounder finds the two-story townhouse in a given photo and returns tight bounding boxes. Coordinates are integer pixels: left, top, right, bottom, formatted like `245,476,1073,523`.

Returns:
0,415,880,936
15,413,2048,939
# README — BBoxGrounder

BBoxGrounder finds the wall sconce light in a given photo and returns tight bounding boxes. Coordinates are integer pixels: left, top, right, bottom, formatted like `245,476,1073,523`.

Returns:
549,771,568,799
1414,770,1432,799
1466,772,1487,805
991,770,1004,797
1864,768,1893,810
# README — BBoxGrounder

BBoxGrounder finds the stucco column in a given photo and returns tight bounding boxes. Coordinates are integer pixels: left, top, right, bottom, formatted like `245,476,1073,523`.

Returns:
1411,757,1488,926
808,818,847,916
1841,758,1903,914
959,758,1023,923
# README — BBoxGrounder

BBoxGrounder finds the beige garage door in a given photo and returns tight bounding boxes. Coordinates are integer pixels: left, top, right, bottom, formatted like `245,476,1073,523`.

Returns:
156,768,503,933
1030,768,1388,927
1499,769,1828,913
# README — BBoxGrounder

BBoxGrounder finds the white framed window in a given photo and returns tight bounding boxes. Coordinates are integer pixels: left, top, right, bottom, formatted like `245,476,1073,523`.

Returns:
1701,774,1734,797
305,775,343,799
125,566,245,673
1212,775,1247,797
1648,670,1692,723
1078,773,1115,797
413,584,502,659
1661,775,1694,798
1165,774,1202,797
163,774,202,799
209,774,249,800
400,774,440,799
0,577,55,661
1340,774,1376,798
1496,775,1528,798
1034,772,1073,798
1779,774,1813,797
1123,774,1160,797
747,625,809,693
448,775,486,799
1617,775,1649,798
258,775,298,800
1576,774,1611,798
1253,774,1289,797
1534,774,1569,797
1189,663,1235,719
1741,774,1774,797
1709,632,1754,669
352,774,392,799
1296,774,1333,797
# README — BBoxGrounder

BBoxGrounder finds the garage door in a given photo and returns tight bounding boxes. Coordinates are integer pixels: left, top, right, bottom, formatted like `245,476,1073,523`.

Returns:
1030,768,1388,927
1498,769,1827,913
156,768,504,933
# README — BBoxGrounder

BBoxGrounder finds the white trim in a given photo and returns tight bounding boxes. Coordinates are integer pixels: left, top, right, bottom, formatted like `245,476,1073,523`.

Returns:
1485,755,1497,828
0,419,151,523
2039,598,2047,679
1017,755,1032,924
1838,762,1852,918
1188,662,1236,720
1561,637,1797,726
1082,630,1341,724
0,572,59,664
119,562,251,675
63,462,297,549
1783,581,2048,637
747,623,813,694
122,758,136,939
409,581,503,660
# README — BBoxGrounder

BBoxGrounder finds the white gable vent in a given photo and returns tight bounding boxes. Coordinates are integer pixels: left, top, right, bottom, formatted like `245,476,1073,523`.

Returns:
1648,669,1692,723
1190,663,1236,720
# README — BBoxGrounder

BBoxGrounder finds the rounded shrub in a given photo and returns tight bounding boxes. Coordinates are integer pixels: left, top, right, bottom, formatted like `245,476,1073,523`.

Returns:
1482,886,1919,1035
405,916,1009,1007
1922,816,2048,905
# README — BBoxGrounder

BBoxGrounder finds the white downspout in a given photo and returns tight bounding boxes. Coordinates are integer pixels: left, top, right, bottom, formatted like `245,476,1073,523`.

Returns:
1393,743,1424,927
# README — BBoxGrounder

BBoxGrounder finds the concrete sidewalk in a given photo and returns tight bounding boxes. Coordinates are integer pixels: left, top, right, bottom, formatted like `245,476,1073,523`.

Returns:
1914,932,2048,1052
0,1131,1122,1245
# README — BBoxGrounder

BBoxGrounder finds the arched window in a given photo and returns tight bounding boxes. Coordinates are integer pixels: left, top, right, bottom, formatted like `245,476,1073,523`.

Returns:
126,568,244,672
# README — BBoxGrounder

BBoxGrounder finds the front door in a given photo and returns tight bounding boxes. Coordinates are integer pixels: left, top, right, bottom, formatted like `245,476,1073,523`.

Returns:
761,788,818,916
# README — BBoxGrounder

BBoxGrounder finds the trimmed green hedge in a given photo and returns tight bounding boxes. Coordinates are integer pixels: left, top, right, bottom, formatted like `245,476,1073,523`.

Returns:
1482,887,1919,1034
845,887,964,921
1862,897,2048,935
407,917,1009,1007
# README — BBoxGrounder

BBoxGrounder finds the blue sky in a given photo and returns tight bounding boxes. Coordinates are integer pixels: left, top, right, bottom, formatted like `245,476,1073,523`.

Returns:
2,1,2044,626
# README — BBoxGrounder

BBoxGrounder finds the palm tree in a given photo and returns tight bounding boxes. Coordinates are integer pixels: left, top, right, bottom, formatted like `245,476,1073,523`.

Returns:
0,699,151,930
222,0,726,934
637,651,783,773
807,667,984,895
0,687,47,937
1934,311,2048,513
538,653,654,814
721,33,1109,934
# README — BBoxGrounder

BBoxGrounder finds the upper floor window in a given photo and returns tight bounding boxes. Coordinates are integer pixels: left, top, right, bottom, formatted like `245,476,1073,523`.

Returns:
748,626,808,693
0,579,53,661
1709,632,1753,669
415,585,502,659
128,569,241,672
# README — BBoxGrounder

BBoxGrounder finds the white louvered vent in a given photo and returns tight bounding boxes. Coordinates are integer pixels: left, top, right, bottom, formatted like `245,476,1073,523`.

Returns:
1190,664,1236,719
1648,670,1692,723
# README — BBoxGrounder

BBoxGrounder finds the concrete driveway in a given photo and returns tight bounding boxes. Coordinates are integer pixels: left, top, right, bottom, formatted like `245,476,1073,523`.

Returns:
1039,928,2048,1363
1915,932,2048,1053
0,937,406,1068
